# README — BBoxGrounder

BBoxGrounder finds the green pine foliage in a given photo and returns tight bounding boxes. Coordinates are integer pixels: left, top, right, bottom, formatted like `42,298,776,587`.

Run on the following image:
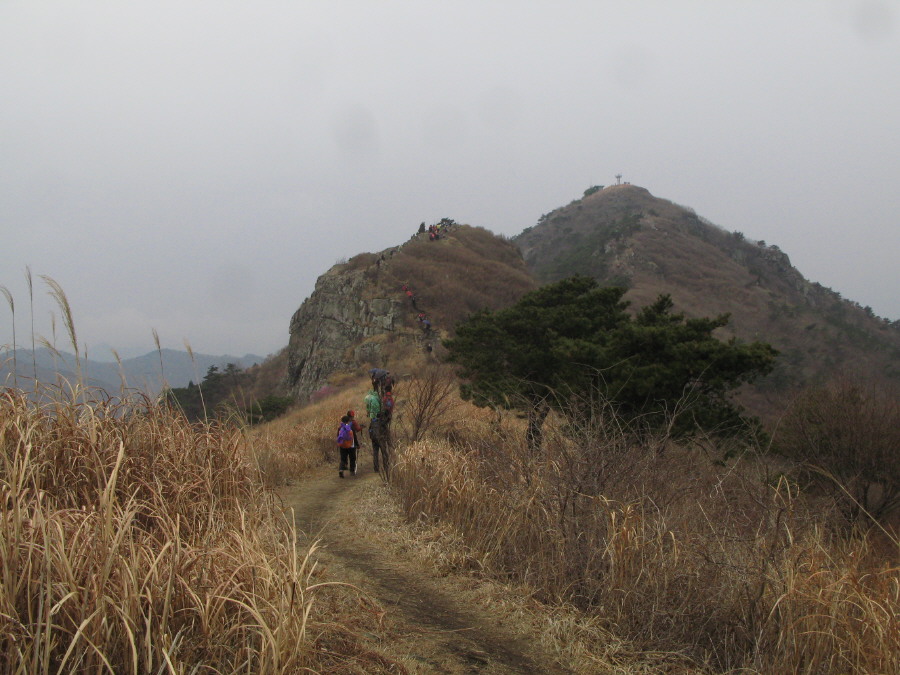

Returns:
165,363,292,424
444,276,778,444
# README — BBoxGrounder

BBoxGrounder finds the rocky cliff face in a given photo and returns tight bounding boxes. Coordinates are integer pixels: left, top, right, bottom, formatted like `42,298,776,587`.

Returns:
285,260,401,400
284,225,538,402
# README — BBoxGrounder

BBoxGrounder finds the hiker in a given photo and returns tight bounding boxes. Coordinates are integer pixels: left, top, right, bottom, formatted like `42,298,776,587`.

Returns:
336,415,356,478
418,222,426,234
347,409,363,470
365,387,382,419
381,385,395,428
369,367,389,392
422,319,431,332
369,414,389,473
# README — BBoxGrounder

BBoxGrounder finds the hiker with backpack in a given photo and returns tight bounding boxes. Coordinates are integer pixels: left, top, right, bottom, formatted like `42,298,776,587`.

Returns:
336,415,356,478
369,368,389,393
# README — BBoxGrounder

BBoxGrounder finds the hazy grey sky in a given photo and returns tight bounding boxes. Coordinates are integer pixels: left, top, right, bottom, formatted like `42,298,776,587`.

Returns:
2,1,898,359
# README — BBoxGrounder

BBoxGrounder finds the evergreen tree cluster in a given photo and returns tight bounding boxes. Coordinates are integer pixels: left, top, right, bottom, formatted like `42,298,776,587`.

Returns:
444,276,778,446
164,363,292,424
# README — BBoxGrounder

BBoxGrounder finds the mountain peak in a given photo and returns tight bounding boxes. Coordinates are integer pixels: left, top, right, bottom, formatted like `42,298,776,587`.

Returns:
513,186,900,420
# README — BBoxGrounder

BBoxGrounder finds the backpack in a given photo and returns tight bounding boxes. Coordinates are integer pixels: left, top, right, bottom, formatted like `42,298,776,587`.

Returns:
381,391,394,417
336,423,353,448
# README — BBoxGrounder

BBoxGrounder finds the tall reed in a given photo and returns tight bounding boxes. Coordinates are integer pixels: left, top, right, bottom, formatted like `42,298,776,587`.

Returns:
0,387,326,673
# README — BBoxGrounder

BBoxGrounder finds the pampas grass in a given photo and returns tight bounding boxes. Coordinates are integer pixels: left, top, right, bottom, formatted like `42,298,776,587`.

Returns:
0,387,328,673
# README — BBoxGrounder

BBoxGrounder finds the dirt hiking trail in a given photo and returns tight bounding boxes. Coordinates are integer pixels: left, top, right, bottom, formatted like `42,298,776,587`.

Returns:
280,463,578,674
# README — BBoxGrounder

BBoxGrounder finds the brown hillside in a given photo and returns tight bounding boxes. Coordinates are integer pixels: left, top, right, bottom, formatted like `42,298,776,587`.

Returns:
284,224,536,400
514,184,900,421
382,225,537,335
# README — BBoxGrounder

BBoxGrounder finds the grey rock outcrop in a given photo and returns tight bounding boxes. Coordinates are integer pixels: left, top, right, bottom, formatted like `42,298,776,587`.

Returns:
285,263,401,400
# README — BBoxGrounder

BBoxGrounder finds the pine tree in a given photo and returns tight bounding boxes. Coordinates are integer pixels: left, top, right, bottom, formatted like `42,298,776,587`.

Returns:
444,276,777,449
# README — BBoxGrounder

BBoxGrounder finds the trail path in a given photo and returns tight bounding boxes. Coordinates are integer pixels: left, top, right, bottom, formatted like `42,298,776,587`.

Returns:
280,464,576,674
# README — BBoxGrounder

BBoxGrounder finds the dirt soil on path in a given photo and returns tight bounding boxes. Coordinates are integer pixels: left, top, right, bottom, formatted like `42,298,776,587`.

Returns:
280,463,579,674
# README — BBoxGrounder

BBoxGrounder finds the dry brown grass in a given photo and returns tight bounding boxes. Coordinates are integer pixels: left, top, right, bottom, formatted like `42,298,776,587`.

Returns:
388,394,900,673
384,226,536,333
342,473,702,674
0,384,392,673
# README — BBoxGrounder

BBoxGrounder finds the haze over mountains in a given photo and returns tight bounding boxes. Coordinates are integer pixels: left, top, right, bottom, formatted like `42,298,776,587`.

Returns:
0,348,264,396
513,184,900,417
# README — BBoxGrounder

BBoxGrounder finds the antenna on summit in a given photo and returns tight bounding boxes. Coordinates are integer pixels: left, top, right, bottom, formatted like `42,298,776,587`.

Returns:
615,173,622,185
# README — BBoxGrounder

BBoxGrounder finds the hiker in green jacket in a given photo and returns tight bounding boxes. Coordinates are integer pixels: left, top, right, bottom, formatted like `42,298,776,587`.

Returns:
364,389,381,419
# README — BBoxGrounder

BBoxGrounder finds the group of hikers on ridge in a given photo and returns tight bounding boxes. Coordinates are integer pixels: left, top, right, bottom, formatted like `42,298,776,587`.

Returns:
400,284,433,335
335,368,394,478
417,217,455,241
335,221,457,477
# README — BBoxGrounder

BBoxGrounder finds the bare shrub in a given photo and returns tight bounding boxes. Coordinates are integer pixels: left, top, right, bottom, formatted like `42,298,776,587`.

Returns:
397,364,458,443
775,375,900,523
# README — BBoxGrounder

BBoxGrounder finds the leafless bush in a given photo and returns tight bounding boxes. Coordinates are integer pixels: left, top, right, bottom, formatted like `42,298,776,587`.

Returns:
397,364,458,443
774,375,900,523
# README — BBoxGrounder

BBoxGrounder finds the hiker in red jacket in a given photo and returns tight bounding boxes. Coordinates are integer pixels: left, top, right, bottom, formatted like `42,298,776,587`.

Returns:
381,385,395,429
347,409,363,474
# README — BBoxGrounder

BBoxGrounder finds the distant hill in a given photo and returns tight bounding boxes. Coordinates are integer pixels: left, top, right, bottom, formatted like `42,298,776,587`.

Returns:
0,348,265,396
285,224,536,399
513,184,900,419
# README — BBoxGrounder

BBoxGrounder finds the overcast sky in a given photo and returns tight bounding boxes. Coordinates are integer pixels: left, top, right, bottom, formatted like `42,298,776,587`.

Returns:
2,1,898,360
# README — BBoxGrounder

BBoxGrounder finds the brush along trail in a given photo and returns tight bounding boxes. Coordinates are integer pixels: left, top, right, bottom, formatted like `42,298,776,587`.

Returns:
281,463,576,674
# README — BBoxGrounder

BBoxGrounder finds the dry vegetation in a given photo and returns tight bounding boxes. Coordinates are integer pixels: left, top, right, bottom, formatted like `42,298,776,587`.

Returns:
6,266,897,672
5,355,896,673
0,383,398,674
388,378,900,674
384,226,537,333
246,381,375,487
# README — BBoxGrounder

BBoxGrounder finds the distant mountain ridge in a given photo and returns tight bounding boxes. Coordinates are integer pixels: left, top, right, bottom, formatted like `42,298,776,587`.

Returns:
0,348,265,396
